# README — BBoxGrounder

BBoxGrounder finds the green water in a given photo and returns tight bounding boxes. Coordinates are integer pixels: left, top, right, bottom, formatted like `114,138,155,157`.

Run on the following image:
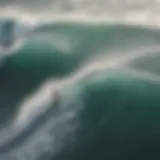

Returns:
1,20,160,159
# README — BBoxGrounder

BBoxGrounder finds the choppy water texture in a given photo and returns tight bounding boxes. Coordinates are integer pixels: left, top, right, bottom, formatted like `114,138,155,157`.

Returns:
1,1,160,159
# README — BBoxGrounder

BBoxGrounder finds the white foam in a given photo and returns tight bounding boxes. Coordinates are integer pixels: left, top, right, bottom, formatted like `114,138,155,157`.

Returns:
0,0,160,29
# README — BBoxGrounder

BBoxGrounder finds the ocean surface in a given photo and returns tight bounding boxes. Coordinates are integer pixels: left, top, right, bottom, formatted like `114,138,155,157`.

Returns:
1,0,160,160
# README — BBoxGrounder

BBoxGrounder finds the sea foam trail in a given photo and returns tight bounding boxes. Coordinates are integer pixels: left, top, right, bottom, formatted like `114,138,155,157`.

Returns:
15,45,160,127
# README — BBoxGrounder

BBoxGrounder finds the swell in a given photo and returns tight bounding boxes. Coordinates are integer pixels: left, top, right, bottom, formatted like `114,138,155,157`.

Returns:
1,20,160,159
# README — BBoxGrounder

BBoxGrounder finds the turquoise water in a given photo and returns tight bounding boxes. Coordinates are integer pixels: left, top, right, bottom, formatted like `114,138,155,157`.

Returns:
1,19,160,159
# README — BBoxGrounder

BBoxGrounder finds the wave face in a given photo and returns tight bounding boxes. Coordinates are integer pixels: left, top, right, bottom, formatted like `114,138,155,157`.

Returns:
1,9,160,160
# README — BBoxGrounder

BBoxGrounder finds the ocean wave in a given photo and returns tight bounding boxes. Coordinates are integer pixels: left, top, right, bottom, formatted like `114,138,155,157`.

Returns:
0,19,160,159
